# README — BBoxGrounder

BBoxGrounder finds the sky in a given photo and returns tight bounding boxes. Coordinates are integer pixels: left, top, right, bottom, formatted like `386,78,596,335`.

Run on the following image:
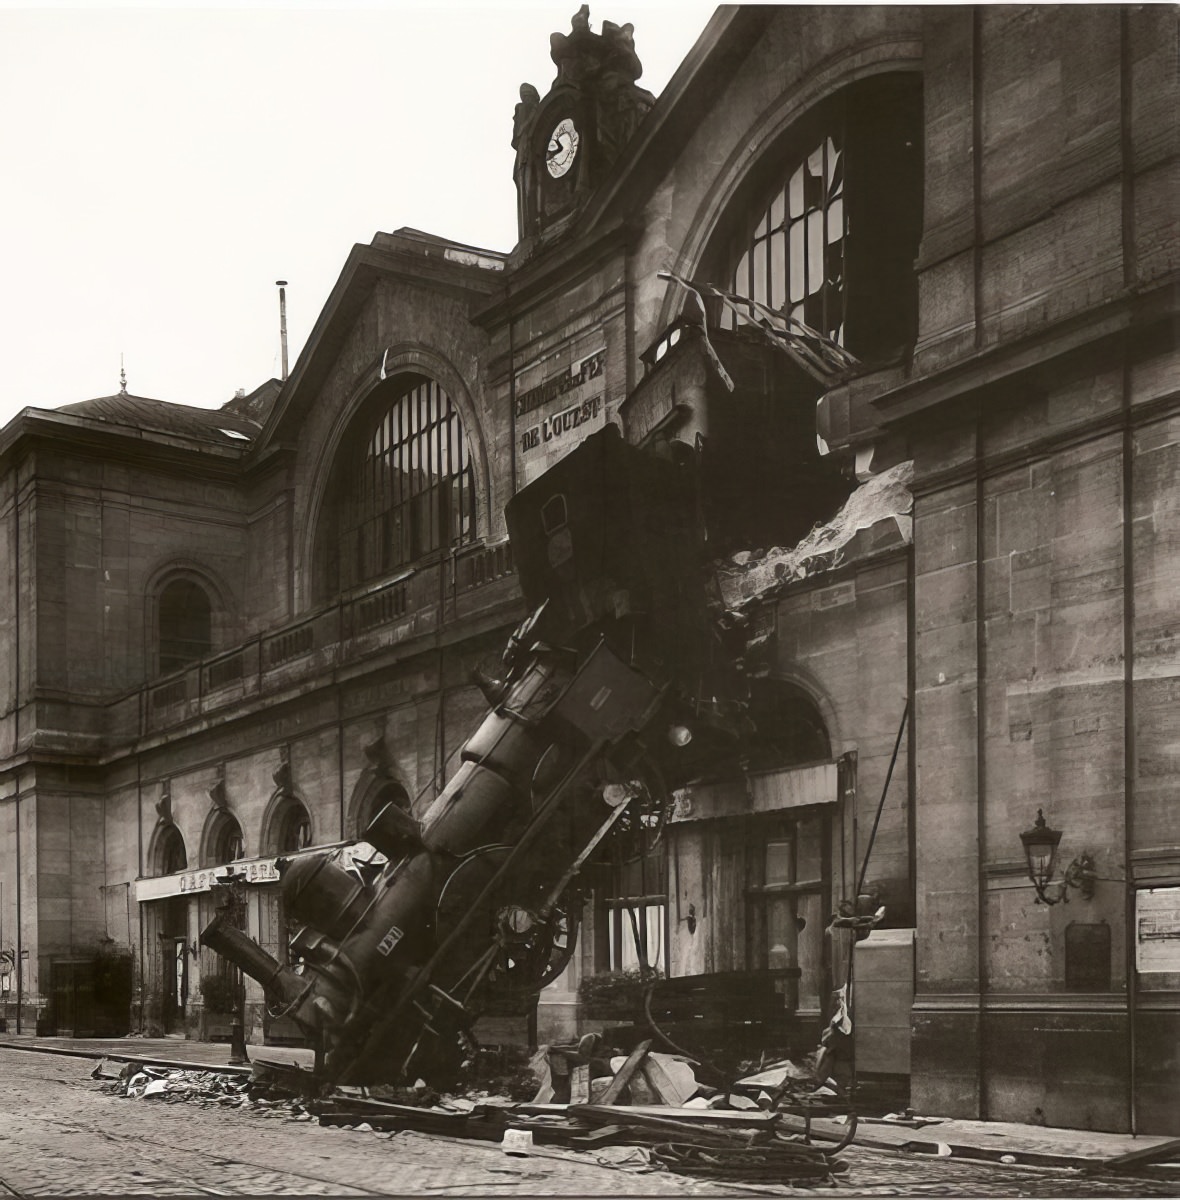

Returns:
0,1,718,428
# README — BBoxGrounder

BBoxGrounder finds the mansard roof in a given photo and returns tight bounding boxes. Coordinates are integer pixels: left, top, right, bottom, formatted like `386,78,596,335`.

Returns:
57,392,261,445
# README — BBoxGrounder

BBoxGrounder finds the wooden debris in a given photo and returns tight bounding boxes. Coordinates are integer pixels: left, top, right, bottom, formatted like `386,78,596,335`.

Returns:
1088,1137,1180,1175
643,1052,697,1106
596,1039,651,1106
569,1063,591,1104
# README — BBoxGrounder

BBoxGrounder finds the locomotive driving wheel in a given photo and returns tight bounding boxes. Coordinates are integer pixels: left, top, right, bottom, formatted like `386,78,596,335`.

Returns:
434,847,581,1009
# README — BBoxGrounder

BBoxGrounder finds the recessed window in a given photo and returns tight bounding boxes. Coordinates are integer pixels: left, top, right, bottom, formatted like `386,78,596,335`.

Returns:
709,75,923,365
747,815,826,1013
723,135,846,344
600,853,667,975
274,801,312,854
209,812,245,866
337,377,476,590
358,781,410,841
157,824,188,876
158,579,212,674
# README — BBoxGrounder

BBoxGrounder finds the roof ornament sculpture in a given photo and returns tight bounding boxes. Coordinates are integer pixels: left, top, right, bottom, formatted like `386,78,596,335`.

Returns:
550,5,646,88
119,354,128,397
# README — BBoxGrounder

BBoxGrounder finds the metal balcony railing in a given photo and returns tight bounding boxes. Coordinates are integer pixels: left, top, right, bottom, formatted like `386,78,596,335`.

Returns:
133,541,518,740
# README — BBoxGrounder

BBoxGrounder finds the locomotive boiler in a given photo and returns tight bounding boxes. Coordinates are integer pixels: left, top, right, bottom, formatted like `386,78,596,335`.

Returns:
202,426,745,1086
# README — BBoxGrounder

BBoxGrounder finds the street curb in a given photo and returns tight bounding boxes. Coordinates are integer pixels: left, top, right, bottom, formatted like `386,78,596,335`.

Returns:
0,1039,252,1077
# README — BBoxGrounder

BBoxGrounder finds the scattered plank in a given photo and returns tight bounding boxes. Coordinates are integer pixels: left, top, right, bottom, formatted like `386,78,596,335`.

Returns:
596,1039,651,1106
1087,1138,1180,1175
569,1063,591,1104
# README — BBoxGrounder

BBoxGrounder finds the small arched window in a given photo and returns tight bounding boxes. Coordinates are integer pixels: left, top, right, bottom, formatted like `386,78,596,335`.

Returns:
273,800,312,854
208,811,245,866
357,780,410,841
337,377,476,590
158,579,212,674
157,824,188,876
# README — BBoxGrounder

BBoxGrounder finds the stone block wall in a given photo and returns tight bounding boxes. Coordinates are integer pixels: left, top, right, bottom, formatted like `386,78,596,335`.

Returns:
775,552,912,920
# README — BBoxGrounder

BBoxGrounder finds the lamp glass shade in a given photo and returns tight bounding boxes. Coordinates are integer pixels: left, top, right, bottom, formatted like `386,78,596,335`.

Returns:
1020,809,1062,890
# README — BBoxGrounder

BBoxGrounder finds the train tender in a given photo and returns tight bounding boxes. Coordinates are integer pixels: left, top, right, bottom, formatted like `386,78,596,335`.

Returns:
202,425,747,1085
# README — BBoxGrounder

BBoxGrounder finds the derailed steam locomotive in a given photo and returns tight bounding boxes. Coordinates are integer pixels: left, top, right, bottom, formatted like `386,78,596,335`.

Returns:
202,426,748,1086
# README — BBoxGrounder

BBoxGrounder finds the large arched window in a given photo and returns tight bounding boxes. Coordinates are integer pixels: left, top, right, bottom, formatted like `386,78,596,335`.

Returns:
158,579,212,674
336,377,476,590
723,134,847,344
708,74,923,365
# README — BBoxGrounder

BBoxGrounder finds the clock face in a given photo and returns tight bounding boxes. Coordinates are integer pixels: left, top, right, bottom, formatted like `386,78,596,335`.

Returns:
546,117,580,179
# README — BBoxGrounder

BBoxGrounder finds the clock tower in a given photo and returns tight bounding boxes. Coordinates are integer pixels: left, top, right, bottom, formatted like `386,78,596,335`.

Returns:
512,6,655,245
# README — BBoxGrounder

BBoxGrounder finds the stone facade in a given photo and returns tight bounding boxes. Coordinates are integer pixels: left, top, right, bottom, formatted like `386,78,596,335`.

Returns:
0,5,1176,1133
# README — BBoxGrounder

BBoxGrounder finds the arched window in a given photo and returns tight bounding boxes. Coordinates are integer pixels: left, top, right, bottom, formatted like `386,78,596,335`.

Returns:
723,134,847,344
207,811,245,866
709,74,923,364
156,824,188,876
158,579,212,674
744,678,832,772
357,780,410,841
337,377,476,590
271,800,312,854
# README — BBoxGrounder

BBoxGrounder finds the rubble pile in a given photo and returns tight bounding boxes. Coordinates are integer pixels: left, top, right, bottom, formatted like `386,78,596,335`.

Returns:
89,1039,852,1184
94,1059,253,1107
313,1036,853,1184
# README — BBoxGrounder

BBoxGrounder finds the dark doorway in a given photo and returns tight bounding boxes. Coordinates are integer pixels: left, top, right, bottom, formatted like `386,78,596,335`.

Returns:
48,960,96,1037
159,895,189,1034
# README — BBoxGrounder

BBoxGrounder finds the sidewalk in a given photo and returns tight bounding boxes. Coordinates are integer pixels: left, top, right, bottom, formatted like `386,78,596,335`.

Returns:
1,1033,1175,1175
0,1032,314,1074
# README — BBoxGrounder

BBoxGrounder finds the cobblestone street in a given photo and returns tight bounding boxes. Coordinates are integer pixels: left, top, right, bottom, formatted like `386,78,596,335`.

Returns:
0,1049,1175,1197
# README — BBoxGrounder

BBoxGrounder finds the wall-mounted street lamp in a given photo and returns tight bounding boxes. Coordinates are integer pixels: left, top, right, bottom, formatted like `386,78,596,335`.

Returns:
1020,809,1097,905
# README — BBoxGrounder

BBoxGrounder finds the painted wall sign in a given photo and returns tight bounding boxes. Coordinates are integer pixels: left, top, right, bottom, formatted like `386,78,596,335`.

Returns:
135,856,282,903
1136,887,1180,972
515,346,608,488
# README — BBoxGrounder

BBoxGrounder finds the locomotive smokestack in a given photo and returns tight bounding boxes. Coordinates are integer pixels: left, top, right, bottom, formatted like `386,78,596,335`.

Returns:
276,280,289,380
201,911,306,1008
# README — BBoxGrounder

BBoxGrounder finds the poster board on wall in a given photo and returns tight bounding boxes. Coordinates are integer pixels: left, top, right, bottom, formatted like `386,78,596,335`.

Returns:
1136,886,1180,973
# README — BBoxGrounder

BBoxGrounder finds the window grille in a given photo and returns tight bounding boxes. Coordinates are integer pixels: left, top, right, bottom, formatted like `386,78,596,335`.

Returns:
341,378,476,588
722,135,845,344
600,852,667,974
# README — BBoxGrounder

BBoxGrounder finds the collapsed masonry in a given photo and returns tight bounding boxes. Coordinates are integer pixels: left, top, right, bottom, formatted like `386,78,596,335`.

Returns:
716,459,915,612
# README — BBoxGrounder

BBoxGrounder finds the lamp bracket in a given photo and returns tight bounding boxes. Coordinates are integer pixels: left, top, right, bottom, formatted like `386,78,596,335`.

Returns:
1033,853,1097,905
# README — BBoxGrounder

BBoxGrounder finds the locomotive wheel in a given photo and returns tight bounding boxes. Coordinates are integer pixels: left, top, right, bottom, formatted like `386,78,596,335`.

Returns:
434,847,581,1004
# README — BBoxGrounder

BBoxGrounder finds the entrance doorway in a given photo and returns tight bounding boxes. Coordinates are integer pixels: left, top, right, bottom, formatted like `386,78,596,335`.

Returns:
157,895,189,1034
165,936,188,1033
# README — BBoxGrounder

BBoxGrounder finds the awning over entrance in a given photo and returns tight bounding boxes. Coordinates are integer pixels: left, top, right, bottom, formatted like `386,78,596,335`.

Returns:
670,761,837,823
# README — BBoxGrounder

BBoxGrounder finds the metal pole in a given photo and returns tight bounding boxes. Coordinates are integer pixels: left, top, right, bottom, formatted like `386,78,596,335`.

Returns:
276,281,289,381
856,700,909,900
